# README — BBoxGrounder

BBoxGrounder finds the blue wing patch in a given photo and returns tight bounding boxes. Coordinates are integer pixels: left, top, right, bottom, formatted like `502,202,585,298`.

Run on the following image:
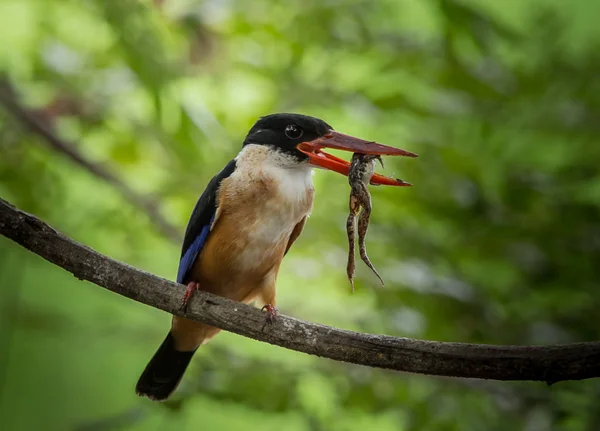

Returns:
176,215,214,284
176,159,236,285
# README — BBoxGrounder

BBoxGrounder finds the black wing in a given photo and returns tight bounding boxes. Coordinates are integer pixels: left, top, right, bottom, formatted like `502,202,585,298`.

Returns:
176,159,237,284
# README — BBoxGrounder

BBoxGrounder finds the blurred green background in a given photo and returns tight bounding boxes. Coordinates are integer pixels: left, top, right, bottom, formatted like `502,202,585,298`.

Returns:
1,0,600,430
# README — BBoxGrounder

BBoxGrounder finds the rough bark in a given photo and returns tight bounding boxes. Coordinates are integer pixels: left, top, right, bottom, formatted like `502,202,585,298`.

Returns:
1,197,599,384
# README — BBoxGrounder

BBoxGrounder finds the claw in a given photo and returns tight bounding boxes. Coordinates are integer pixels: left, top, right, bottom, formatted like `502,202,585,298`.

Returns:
180,281,200,311
261,304,278,329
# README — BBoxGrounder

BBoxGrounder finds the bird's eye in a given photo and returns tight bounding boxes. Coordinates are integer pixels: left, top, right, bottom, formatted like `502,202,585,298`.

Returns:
285,124,303,139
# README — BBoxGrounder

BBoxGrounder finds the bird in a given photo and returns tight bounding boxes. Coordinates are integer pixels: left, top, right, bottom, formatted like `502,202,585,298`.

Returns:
135,113,417,401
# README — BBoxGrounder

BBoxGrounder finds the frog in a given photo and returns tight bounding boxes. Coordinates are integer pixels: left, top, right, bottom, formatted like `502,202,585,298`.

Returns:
346,153,385,292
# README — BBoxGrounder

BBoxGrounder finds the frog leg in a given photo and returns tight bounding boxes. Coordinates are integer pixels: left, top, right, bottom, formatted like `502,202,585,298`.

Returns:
346,191,361,292
357,184,384,286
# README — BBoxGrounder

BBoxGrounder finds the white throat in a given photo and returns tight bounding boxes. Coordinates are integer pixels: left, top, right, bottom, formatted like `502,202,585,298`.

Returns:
235,144,314,202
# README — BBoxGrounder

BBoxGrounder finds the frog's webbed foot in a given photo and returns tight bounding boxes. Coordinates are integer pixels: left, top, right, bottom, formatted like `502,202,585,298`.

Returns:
357,206,384,286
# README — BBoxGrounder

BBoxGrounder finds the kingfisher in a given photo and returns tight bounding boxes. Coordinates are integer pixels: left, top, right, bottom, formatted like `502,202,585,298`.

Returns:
135,113,417,401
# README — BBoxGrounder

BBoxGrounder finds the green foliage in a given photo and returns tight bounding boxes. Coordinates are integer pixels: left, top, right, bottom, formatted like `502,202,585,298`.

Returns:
1,0,600,430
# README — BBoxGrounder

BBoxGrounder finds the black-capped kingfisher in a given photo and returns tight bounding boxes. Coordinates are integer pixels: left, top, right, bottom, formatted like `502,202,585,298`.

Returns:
136,113,417,401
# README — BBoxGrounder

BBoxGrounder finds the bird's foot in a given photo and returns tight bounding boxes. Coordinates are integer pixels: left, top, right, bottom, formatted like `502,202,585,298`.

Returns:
180,281,200,311
261,304,278,329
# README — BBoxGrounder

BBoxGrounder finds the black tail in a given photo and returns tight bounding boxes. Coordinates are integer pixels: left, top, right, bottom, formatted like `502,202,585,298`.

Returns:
136,332,196,401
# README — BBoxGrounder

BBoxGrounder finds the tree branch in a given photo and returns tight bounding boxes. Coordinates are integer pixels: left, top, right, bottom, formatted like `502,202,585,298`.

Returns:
0,78,181,243
1,196,599,384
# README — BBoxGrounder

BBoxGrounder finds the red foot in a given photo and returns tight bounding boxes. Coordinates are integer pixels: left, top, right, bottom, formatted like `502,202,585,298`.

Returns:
261,304,278,326
180,281,200,311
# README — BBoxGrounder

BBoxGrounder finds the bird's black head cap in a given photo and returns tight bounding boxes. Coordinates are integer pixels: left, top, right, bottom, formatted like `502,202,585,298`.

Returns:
243,113,333,161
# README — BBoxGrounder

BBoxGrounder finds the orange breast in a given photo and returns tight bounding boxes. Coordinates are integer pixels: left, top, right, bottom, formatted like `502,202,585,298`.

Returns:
187,147,314,302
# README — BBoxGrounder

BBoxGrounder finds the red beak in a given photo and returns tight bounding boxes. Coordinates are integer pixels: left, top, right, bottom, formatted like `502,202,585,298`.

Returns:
297,131,418,186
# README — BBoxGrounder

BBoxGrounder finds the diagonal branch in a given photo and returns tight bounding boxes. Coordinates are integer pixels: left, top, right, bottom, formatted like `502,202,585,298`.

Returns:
0,78,181,243
1,196,599,384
